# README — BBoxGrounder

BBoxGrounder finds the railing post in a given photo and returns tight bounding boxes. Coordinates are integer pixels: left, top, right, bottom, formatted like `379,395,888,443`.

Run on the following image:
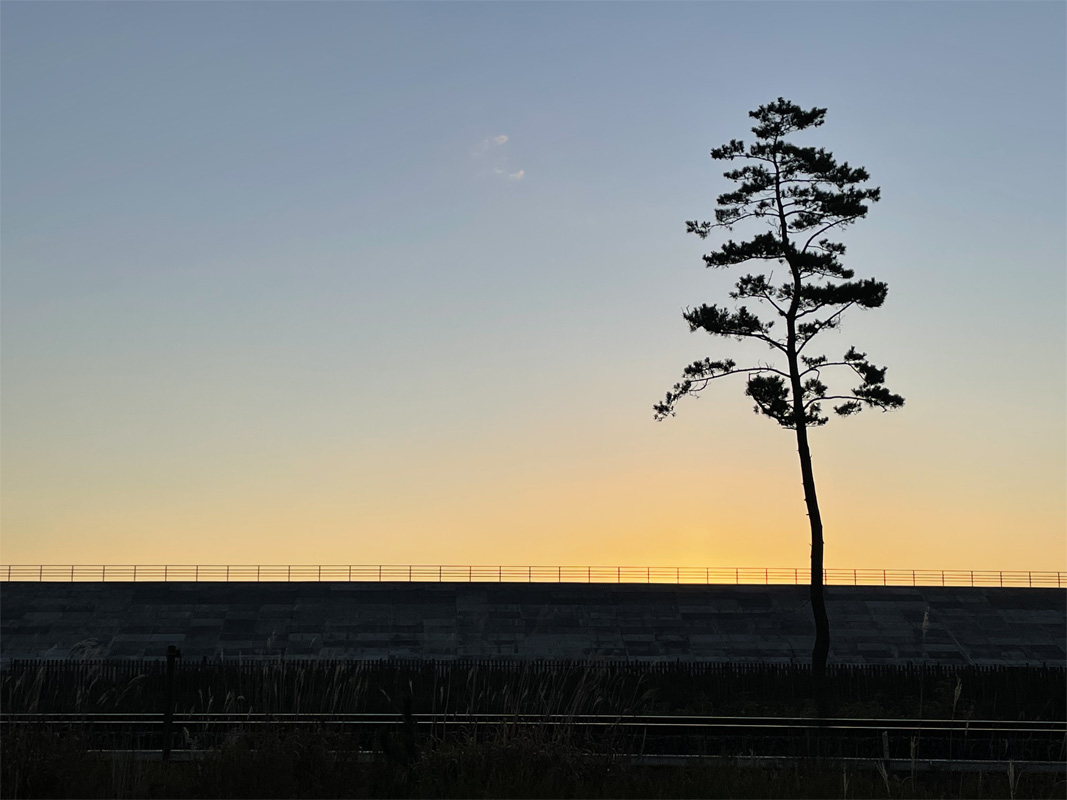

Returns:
379,565,382,581
257,565,260,582
164,565,167,582
560,566,562,582
735,568,738,584
528,566,532,583
409,565,412,582
39,565,43,581
1028,571,1031,587
854,569,857,585
587,566,591,583
912,569,915,586
795,568,798,585
469,565,472,582
883,569,886,586
288,565,291,581
677,567,680,584
318,565,322,582
134,565,138,582
706,567,709,584
71,565,75,582
196,565,199,582
999,571,1003,587
348,565,352,582
226,565,229,582
646,567,649,583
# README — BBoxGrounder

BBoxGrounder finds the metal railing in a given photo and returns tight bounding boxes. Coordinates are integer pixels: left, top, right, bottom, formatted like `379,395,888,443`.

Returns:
0,564,1062,587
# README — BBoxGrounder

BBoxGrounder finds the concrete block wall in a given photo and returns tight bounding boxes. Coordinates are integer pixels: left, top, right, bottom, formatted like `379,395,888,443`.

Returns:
1,582,1063,666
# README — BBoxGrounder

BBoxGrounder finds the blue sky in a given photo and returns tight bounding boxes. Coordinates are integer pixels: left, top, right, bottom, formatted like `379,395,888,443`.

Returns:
2,2,1064,570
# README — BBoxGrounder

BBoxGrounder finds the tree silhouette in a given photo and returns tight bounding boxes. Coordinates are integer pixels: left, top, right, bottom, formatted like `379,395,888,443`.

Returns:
655,99,904,708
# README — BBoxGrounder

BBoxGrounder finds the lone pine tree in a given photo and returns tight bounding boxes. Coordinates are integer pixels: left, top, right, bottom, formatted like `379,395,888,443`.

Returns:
655,99,904,706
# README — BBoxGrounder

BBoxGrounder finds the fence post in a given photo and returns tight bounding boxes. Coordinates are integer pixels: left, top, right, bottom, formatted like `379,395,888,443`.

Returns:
646,567,649,584
288,565,291,581
196,565,199,582
164,565,168,582
379,565,382,582
39,565,43,581
706,567,709,584
883,569,886,586
226,565,229,582
349,565,352,582
854,569,857,585
529,566,532,583
912,569,915,586
257,565,260,582
318,565,322,582
71,565,75,582
618,566,621,583
999,571,1002,587
134,565,137,582
587,566,591,583
560,566,562,582
409,565,412,582
498,565,502,582
735,568,738,584
677,567,680,584
765,568,768,585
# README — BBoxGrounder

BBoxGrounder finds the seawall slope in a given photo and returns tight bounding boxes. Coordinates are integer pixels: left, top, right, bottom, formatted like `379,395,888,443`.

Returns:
1,582,1063,666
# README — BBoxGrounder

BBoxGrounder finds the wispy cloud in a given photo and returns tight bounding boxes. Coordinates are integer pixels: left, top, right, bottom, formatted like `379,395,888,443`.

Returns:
481,134,509,150
476,133,525,181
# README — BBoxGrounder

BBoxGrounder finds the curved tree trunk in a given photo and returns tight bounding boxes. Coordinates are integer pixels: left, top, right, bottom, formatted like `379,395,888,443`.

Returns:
793,419,830,716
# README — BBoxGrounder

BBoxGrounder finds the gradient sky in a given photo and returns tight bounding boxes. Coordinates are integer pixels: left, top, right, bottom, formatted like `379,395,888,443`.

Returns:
2,2,1064,571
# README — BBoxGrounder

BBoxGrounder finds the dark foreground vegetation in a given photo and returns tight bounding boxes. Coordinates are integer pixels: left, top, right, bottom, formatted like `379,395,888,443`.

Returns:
5,659,1063,719
2,660,1064,798
4,725,1065,800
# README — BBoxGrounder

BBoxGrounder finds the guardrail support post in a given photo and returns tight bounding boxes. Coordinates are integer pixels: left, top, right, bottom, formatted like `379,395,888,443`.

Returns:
162,645,182,762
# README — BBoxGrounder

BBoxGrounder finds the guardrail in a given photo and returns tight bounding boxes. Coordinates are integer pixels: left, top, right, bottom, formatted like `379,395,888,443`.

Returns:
0,565,1062,587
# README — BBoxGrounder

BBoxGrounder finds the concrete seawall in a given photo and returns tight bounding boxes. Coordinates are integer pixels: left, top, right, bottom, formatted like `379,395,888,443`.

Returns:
1,582,1063,666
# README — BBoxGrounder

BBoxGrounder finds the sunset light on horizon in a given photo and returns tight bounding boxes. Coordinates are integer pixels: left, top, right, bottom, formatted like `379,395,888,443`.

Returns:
2,2,1064,574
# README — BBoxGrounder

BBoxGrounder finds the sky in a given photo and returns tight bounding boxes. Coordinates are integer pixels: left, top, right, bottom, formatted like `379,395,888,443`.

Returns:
2,2,1064,573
